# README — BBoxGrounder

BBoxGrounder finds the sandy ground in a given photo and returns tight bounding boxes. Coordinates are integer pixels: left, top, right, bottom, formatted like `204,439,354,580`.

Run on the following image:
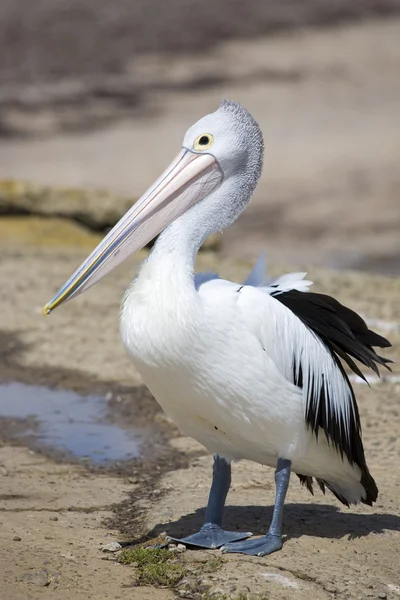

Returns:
0,224,399,599
1,18,400,274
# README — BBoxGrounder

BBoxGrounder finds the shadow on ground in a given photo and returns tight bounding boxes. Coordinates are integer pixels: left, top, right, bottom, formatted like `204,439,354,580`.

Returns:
128,503,400,546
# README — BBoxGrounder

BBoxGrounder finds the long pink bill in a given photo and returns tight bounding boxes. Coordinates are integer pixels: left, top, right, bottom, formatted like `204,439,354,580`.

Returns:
42,149,222,315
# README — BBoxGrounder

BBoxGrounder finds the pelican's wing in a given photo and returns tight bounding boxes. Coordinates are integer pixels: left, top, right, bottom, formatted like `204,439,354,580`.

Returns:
197,252,311,292
196,252,268,290
194,271,221,290
243,252,313,293
237,282,391,486
243,251,267,286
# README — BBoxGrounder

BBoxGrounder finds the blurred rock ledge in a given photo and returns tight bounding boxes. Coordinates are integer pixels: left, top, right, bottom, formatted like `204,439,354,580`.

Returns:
0,180,221,251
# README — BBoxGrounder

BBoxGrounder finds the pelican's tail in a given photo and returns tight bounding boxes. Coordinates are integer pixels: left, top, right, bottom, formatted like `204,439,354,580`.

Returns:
297,464,378,507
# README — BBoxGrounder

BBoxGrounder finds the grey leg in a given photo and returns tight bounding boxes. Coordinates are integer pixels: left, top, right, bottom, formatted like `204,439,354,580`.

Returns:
167,455,252,549
222,457,291,556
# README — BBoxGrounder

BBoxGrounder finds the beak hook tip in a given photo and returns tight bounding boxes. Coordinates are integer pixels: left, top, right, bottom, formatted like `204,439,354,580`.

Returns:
42,304,51,317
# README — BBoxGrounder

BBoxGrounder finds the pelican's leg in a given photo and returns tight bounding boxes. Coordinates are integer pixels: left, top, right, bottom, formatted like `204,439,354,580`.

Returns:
222,458,291,556
167,455,252,549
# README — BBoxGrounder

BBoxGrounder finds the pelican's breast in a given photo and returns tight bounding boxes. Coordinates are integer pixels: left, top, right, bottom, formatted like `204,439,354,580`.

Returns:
120,264,201,368
119,266,306,464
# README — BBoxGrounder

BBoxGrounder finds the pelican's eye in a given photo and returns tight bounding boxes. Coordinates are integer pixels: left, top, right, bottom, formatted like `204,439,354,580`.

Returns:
194,134,214,151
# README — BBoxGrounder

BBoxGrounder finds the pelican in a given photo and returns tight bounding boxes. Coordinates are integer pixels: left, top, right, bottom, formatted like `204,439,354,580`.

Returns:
43,100,391,556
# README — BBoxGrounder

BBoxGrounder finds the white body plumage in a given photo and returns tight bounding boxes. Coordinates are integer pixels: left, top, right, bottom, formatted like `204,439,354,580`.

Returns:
121,248,365,504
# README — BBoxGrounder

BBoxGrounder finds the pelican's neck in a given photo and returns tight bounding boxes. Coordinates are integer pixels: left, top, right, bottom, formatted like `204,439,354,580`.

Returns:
134,174,254,295
140,179,228,285
135,215,201,299
153,216,203,266
122,215,202,331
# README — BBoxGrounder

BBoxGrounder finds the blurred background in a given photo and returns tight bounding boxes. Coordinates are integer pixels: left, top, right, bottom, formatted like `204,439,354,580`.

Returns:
1,0,399,274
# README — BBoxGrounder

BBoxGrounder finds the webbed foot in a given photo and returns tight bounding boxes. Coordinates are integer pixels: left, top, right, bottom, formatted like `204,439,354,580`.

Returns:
168,523,252,549
221,533,282,556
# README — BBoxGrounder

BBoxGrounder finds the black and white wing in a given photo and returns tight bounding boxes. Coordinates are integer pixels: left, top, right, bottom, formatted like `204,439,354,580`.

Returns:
238,267,391,505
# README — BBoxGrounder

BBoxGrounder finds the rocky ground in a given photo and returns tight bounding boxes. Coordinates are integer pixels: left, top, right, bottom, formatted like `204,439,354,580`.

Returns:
0,216,399,600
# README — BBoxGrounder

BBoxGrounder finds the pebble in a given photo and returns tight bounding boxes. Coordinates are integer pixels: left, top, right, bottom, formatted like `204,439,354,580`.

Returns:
168,543,186,553
209,588,226,597
49,516,58,521
198,580,211,592
378,594,387,599
13,536,22,541
176,577,191,588
102,542,122,553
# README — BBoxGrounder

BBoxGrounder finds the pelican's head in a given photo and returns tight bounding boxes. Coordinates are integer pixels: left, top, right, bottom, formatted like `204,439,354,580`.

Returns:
43,100,264,315
183,99,263,181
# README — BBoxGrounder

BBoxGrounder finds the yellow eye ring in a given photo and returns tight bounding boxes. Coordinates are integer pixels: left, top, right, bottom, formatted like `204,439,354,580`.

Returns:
193,133,214,151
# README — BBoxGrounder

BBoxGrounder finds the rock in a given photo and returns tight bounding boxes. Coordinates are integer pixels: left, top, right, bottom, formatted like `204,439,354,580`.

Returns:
0,180,132,230
198,579,212,592
0,216,102,250
12,536,22,541
209,588,226,597
101,541,122,552
176,577,191,588
177,591,193,598
168,543,186,553
0,180,221,251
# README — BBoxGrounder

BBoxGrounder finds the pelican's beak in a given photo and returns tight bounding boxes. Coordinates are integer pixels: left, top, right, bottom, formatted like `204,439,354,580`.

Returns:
42,149,222,315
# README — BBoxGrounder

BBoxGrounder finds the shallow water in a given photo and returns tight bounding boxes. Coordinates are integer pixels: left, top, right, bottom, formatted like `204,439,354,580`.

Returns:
0,382,143,463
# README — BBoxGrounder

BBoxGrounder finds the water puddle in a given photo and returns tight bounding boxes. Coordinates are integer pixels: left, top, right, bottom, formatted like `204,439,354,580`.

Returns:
0,382,144,463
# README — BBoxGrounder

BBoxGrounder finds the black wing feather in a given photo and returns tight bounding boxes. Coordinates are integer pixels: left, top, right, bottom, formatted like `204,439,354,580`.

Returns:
274,291,392,375
274,290,391,506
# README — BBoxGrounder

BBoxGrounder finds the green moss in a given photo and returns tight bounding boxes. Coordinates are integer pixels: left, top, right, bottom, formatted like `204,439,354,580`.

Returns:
136,561,186,586
118,547,171,566
118,547,186,587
